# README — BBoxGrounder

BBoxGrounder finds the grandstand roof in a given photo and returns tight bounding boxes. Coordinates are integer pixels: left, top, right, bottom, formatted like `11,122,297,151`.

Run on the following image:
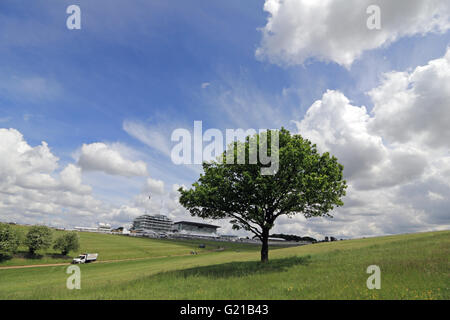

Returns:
174,221,220,229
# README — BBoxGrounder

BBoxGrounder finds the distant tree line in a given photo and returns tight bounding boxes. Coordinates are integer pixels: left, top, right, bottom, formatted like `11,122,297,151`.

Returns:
322,236,338,242
0,223,79,257
270,233,318,243
268,234,343,243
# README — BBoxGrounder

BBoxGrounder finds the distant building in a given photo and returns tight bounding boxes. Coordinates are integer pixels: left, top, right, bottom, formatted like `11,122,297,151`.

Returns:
98,223,111,231
74,223,111,233
173,221,219,236
75,226,98,232
268,237,286,242
132,214,173,234
221,234,239,241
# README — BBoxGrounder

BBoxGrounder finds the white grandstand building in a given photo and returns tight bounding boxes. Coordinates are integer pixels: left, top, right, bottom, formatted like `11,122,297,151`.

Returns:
172,221,220,238
132,214,173,234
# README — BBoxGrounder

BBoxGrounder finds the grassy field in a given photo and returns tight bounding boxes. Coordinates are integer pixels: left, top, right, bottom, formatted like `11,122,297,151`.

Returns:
0,228,448,299
0,224,262,266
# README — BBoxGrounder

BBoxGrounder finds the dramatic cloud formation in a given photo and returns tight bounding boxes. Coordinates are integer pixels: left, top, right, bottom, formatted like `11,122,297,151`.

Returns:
257,0,450,67
369,48,450,148
77,142,148,177
0,128,103,225
0,128,180,228
1,45,449,239
296,90,428,190
0,128,199,229
2,43,449,238
290,49,450,238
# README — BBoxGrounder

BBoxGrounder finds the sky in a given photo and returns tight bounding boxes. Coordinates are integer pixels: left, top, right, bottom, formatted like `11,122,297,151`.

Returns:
0,0,449,240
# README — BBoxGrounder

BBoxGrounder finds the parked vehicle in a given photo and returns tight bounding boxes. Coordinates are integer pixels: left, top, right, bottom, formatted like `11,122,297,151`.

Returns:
72,253,98,264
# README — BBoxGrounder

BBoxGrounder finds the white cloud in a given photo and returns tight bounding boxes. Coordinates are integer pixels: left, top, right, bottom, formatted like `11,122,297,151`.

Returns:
0,128,196,229
60,164,92,195
295,90,428,190
77,142,148,177
257,0,450,67
106,205,143,225
0,128,106,226
123,120,172,156
201,70,289,129
292,49,450,238
428,191,445,201
144,177,165,195
0,128,59,187
2,46,450,238
369,48,450,148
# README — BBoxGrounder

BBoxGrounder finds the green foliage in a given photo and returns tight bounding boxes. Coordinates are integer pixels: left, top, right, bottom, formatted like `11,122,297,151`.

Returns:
0,223,21,254
270,233,317,243
179,128,347,261
53,232,80,255
24,225,53,255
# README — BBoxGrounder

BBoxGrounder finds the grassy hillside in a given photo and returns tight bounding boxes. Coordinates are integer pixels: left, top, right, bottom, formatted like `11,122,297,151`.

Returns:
0,224,262,266
0,229,448,299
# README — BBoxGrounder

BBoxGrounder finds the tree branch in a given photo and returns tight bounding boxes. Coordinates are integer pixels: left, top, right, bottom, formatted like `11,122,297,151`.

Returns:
227,212,262,238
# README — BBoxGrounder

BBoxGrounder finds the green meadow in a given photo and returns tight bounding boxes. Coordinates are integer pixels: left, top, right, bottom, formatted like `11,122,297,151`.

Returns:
0,227,448,300
0,224,261,266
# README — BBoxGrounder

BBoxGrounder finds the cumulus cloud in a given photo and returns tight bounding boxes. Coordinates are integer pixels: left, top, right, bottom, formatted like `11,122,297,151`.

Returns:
60,164,92,195
0,128,197,229
257,0,450,67
77,142,148,177
0,128,105,226
0,128,58,175
106,205,143,225
295,90,428,190
144,177,165,195
369,48,450,148
291,49,450,238
2,46,450,238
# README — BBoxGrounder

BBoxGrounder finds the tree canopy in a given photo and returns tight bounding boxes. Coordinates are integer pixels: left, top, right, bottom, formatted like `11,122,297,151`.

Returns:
53,232,80,256
179,128,347,262
0,223,21,254
24,225,53,255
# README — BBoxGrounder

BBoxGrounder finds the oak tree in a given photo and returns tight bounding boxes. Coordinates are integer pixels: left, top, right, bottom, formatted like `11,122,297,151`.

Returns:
179,128,347,262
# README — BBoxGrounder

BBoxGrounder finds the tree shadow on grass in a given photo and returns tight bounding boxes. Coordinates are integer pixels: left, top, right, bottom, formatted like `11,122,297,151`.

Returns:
1,250,72,263
176,255,311,279
13,251,44,260
48,253,71,259
0,253,13,263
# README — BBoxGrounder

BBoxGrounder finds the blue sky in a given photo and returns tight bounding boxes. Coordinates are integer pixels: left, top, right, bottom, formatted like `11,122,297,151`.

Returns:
1,0,449,238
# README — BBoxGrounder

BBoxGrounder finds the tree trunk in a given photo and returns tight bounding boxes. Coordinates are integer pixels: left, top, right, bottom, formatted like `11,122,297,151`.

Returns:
260,228,269,263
